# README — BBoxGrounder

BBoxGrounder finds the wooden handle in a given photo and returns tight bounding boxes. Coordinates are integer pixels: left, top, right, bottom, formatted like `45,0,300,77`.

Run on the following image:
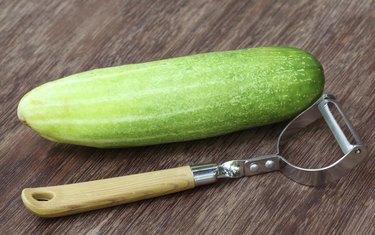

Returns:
22,166,195,217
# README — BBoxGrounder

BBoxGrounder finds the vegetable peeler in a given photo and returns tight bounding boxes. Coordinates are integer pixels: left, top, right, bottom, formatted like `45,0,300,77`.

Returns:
22,94,366,217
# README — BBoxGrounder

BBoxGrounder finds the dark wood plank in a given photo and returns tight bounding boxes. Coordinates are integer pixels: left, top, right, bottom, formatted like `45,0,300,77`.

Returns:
1,0,374,234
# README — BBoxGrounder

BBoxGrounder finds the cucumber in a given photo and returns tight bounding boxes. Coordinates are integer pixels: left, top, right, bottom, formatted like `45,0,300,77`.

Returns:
17,47,324,148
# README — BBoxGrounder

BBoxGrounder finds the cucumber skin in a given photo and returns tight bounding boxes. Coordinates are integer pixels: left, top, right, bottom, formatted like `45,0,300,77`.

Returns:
18,47,324,148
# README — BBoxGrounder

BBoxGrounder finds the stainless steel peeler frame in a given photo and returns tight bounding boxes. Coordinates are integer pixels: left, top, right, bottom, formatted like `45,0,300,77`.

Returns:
191,94,367,186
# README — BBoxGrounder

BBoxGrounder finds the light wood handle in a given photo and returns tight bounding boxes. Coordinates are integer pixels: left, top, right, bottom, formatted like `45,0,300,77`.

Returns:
22,166,195,217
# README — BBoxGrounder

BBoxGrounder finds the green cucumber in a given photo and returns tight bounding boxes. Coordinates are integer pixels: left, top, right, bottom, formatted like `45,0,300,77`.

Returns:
17,47,324,148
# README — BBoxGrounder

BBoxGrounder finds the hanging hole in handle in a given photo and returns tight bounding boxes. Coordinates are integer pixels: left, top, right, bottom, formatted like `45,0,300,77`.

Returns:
31,192,54,202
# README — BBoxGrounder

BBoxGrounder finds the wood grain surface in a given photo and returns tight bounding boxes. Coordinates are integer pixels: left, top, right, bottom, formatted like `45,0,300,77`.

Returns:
0,0,374,234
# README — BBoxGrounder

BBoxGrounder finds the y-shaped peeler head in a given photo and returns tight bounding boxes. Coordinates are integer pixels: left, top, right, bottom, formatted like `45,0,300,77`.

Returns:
276,94,367,186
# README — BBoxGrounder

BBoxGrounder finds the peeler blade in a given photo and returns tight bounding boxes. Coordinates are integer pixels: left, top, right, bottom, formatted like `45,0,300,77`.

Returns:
278,94,367,186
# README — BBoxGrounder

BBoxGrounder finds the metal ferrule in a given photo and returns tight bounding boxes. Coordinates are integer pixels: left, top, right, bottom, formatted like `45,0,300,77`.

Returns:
190,163,219,186
190,156,280,187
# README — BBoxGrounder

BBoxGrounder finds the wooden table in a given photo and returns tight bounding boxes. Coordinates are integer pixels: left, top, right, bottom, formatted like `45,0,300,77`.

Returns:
1,0,374,234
